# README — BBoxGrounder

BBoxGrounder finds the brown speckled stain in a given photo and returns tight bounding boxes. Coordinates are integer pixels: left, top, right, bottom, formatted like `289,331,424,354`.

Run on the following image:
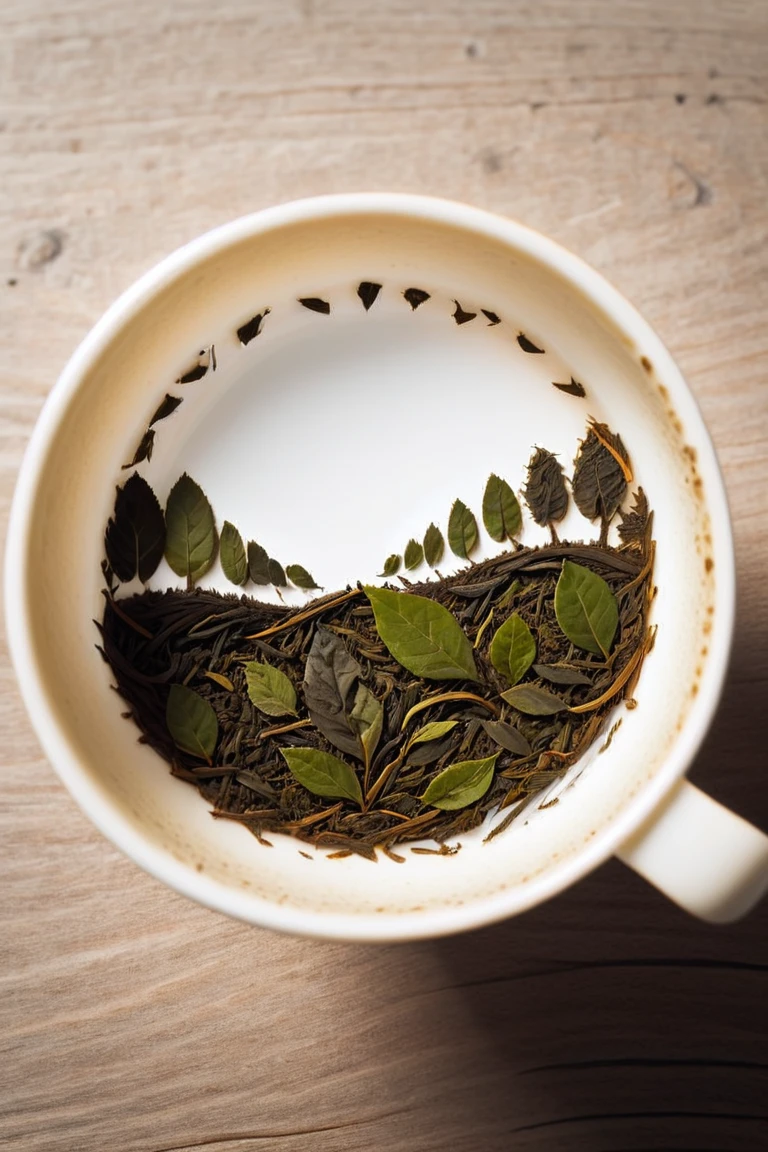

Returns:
705,556,714,572
641,355,653,373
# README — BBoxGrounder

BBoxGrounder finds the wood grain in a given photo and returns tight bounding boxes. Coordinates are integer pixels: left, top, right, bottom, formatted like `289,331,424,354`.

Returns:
1,2,767,1149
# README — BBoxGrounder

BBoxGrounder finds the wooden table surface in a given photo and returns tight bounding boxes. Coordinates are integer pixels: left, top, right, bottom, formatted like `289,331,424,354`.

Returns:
1,3,767,1149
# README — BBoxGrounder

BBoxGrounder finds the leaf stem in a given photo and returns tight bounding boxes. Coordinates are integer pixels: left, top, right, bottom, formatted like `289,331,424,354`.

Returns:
245,589,363,640
401,691,500,730
257,718,312,741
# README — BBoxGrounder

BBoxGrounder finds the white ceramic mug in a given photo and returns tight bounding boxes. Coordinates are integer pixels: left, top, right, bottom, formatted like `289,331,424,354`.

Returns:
6,194,768,940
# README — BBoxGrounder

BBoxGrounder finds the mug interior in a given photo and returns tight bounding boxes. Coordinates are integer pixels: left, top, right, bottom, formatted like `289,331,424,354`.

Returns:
7,196,729,939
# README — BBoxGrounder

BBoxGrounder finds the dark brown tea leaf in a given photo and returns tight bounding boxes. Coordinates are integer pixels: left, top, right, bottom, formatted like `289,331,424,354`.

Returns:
364,586,478,681
299,297,331,314
122,428,155,470
482,720,531,756
105,473,166,584
244,661,298,717
149,394,183,426
286,564,320,590
166,683,218,762
500,684,567,715
357,281,382,310
572,425,629,523
404,539,424,570
489,613,536,686
517,332,545,354
523,448,569,527
220,521,248,586
482,474,522,542
553,377,586,398
423,523,444,568
533,662,593,686
281,747,363,806
248,541,271,585
618,487,650,549
379,554,402,578
176,361,208,384
303,626,367,759
481,309,501,326
268,558,287,587
453,301,477,325
237,309,270,345
164,474,218,586
555,559,618,656
422,752,499,810
403,288,430,310
448,499,479,559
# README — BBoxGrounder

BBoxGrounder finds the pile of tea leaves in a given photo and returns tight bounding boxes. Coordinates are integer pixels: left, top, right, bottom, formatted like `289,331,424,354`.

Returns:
99,499,654,861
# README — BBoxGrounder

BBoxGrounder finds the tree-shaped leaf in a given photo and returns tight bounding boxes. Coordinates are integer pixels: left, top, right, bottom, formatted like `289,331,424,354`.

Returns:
523,448,569,527
104,473,165,583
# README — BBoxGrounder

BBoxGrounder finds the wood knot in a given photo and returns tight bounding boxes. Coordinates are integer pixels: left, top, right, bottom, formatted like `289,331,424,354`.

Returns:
17,229,65,271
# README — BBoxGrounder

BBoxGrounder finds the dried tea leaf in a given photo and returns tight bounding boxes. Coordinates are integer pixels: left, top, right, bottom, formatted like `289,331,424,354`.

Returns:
481,309,501,325
122,428,155,469
553,377,586,398
572,425,628,523
348,683,383,767
500,685,567,715
533,662,592,686
379,554,402,578
408,720,458,748
105,473,165,583
244,661,298,717
422,753,499,810
482,474,522,542
164,474,218,586
357,281,382,310
447,499,479,559
489,613,536,686
481,720,531,756
248,541,271,585
406,736,456,766
176,361,208,384
166,683,218,762
220,521,248,586
618,487,650,548
364,587,478,681
203,671,235,692
423,523,444,568
555,559,618,656
404,287,430,309
404,539,424,570
149,393,183,426
517,332,545,354
523,448,569,526
304,627,366,759
236,309,270,345
281,747,363,806
268,558,287,587
299,297,331,314
286,564,320,590
453,301,476,325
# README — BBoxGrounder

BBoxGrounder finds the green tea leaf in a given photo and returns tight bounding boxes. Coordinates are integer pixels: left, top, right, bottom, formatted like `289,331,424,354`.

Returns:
364,586,478,681
220,521,248,586
533,662,593,686
104,473,165,584
500,684,567,715
555,559,618,656
286,564,320,590
404,539,424,570
447,499,479,559
248,541,271,585
166,683,218,762
482,474,522,542
348,683,383,767
481,720,531,756
422,753,499,810
281,747,363,805
489,613,536,686
164,474,217,586
423,523,444,568
379,554,401,578
244,661,297,717
523,448,569,527
408,720,458,748
268,558,287,587
303,627,369,759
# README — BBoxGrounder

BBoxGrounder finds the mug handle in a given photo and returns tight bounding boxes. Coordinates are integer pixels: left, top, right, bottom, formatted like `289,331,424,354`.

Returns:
616,779,768,922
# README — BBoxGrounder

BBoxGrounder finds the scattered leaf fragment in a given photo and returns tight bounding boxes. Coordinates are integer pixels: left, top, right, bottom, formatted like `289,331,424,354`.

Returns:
481,309,501,325
453,300,477,325
403,287,430,310
176,361,208,384
299,297,331,314
517,332,545,354
237,309,270,345
149,394,183,426
357,281,382,310
122,429,155,470
553,377,586,398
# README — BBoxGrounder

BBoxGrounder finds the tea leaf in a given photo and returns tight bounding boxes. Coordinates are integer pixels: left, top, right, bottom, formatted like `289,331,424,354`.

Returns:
105,473,166,583
244,661,298,717
406,736,456,766
176,361,208,385
482,474,522,542
617,487,650,549
304,626,367,759
408,720,458,748
220,521,248,586
122,428,155,469
203,671,235,692
523,448,569,527
166,683,218,762
555,559,618,656
404,539,424,570
403,287,430,309
572,425,628,522
149,393,183,426
286,564,320,590
248,541,271,585
489,613,536,685
237,309,270,345
517,332,545,354
379,554,401,578
481,309,501,326
482,720,531,756
299,297,331,314
423,523,444,568
364,587,478,681
281,747,363,805
500,684,568,715
553,377,586,398
164,474,218,586
268,558,287,587
533,662,592,686
357,281,382,310
448,499,479,559
453,301,476,325
422,753,499,810
401,691,497,730
348,683,383,767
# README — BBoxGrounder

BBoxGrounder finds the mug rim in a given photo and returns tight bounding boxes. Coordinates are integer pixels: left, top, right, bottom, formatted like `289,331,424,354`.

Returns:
4,193,736,940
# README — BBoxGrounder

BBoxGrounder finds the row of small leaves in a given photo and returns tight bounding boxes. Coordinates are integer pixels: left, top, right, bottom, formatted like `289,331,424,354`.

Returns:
104,472,318,592
166,559,618,813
